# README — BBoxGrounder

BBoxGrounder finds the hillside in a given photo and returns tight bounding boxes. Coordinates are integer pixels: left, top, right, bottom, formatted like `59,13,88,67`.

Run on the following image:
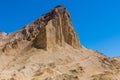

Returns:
0,6,120,80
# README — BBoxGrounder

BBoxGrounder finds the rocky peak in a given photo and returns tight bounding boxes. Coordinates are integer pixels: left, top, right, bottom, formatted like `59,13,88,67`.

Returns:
32,6,81,49
1,6,81,54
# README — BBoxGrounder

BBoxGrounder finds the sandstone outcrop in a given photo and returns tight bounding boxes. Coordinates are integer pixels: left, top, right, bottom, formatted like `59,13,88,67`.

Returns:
32,6,81,49
0,6,120,80
0,6,81,54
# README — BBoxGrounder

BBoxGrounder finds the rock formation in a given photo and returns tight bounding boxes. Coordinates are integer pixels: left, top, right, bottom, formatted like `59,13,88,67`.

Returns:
0,6,81,54
0,6,120,80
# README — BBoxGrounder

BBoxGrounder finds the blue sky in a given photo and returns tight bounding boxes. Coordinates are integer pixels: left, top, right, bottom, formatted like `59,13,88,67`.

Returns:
0,0,120,57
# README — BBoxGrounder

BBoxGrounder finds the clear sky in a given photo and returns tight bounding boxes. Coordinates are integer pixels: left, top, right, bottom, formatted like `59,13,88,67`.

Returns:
0,0,120,57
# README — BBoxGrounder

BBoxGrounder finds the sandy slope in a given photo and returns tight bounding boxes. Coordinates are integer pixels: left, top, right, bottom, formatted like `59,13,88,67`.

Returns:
0,44,120,80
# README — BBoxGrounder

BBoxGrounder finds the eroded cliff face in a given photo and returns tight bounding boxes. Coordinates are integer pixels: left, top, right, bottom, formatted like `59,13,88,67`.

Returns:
32,6,81,49
0,6,81,54
0,6,120,80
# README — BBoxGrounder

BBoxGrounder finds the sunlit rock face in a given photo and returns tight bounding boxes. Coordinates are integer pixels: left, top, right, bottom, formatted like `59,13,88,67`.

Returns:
0,6,81,54
0,31,7,41
32,6,81,49
0,31,7,48
0,6,120,80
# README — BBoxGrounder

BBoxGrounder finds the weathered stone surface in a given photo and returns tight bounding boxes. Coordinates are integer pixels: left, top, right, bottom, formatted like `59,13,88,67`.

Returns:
32,6,81,49
0,6,81,52
0,6,120,80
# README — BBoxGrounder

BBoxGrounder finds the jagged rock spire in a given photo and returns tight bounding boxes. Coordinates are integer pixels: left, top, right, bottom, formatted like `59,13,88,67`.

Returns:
32,6,81,49
1,6,81,54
